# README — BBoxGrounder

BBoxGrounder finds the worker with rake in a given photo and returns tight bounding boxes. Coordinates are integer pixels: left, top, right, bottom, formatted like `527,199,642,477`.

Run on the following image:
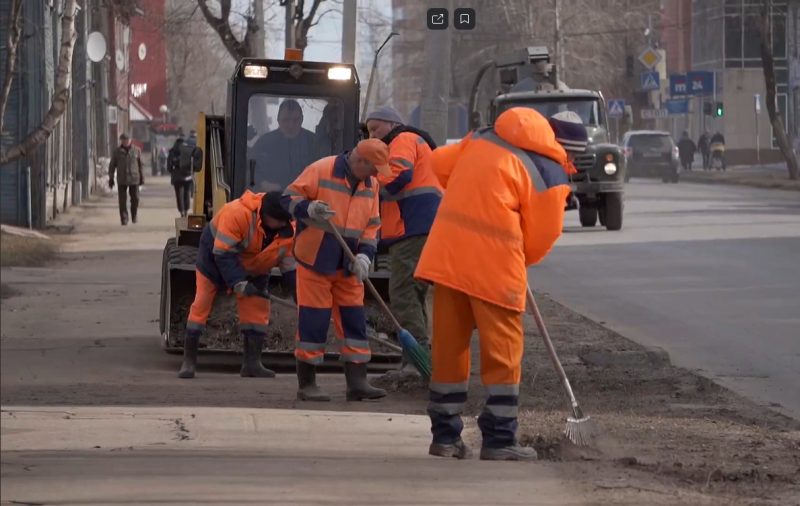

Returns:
365,106,442,377
178,191,297,379
415,107,584,461
281,138,392,402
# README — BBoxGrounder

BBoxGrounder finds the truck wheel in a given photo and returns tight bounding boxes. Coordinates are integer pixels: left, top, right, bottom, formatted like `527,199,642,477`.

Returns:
661,175,670,183
671,172,680,183
598,206,607,227
603,193,624,231
579,206,598,227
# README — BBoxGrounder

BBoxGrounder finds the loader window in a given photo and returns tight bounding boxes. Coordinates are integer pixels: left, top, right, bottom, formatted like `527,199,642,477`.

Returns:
246,95,345,192
500,99,600,126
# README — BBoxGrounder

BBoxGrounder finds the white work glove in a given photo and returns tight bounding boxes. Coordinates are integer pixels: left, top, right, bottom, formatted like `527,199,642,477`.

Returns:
307,201,336,221
350,253,371,283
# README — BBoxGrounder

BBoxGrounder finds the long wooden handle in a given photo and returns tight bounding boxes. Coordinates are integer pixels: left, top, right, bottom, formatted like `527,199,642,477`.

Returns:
269,294,403,354
326,223,404,334
525,286,580,409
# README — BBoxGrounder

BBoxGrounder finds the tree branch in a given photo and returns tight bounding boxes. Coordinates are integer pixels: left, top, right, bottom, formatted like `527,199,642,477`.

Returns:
1,0,79,167
196,0,250,61
0,0,24,142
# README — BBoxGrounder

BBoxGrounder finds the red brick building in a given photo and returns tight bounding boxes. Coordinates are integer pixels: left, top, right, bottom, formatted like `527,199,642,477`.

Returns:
129,0,168,126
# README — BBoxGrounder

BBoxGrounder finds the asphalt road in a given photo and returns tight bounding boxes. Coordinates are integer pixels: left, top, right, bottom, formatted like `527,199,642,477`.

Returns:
532,180,800,419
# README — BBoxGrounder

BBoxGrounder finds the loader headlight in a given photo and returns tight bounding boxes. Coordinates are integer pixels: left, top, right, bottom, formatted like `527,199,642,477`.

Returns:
604,163,617,175
187,215,206,230
327,67,352,80
243,65,268,78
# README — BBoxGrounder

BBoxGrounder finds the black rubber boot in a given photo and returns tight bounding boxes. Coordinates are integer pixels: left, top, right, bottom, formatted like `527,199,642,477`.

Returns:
296,360,331,401
178,334,200,379
429,439,472,460
344,362,387,401
479,444,539,461
240,335,276,378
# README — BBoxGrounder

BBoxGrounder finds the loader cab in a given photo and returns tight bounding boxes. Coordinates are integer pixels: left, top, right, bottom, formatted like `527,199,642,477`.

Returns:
228,53,361,198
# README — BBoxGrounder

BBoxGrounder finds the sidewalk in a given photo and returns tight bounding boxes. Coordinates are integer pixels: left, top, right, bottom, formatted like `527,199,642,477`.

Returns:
682,162,800,191
1,406,587,505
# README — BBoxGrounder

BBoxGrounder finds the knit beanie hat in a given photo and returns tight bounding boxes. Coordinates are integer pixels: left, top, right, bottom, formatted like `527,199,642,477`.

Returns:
367,106,405,125
549,111,588,153
261,191,293,223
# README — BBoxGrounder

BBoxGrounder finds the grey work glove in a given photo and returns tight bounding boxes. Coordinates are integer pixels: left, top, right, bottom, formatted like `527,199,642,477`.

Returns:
233,281,269,299
307,201,336,221
349,253,371,283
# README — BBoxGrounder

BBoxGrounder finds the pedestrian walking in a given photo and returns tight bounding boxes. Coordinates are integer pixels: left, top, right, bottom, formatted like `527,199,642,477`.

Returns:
168,134,193,217
108,133,144,225
698,130,711,170
415,108,578,461
365,106,442,377
677,131,697,172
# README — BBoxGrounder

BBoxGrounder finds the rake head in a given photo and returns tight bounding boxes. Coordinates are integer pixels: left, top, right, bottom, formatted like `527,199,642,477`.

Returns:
565,415,600,447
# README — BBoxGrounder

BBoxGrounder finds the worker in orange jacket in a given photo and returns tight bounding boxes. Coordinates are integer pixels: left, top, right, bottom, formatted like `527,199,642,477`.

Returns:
178,191,297,379
281,138,391,402
365,106,442,376
415,108,582,461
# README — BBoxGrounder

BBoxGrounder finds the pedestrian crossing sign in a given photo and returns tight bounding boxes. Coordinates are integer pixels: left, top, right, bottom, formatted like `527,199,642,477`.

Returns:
608,99,625,118
641,72,660,91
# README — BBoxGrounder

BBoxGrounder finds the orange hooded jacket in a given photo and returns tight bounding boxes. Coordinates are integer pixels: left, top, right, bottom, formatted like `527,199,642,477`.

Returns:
414,108,572,312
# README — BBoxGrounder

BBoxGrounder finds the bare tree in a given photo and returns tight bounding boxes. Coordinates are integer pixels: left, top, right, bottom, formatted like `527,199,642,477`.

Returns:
0,0,24,142
758,0,799,180
197,0,260,60
290,0,338,57
1,0,79,166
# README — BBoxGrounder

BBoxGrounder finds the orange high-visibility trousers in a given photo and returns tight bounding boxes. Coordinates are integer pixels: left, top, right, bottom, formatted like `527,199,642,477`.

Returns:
186,271,271,338
428,283,523,448
294,264,370,365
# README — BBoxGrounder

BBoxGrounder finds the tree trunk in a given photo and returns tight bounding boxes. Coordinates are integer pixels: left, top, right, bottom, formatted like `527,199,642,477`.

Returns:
1,0,80,167
760,0,800,180
196,0,254,61
0,0,24,147
420,0,453,146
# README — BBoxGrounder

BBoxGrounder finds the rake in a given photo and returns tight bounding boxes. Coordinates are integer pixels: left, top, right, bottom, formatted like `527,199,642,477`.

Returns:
327,224,432,381
268,294,404,355
525,285,599,446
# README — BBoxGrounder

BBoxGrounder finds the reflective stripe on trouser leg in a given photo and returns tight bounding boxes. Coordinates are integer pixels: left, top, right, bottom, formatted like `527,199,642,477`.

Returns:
331,271,369,363
388,235,430,347
428,284,476,445
186,270,218,338
295,264,333,365
471,294,524,448
237,295,270,338
477,384,520,448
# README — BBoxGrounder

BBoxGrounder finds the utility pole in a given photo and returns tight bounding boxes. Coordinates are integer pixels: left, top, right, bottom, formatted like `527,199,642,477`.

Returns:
254,0,266,57
285,0,296,49
554,0,563,80
420,0,453,146
341,0,357,64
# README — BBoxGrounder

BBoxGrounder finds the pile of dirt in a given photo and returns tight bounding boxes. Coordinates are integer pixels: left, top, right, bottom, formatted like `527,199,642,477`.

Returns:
1,232,59,268
457,292,800,503
0,284,19,300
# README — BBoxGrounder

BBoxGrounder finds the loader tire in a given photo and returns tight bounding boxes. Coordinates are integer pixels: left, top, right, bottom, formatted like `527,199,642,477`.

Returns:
169,244,198,266
159,238,177,336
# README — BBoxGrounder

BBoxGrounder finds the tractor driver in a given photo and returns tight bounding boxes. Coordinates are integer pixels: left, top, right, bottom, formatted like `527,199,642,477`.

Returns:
250,99,317,191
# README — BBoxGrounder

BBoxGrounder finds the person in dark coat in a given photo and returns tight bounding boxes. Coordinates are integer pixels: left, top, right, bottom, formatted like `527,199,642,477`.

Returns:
677,131,697,172
697,130,711,170
108,133,144,225
168,135,193,217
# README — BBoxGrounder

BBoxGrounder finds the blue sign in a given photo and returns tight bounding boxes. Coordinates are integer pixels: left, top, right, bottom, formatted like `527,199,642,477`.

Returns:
641,72,660,91
670,74,687,96
687,71,714,96
666,98,689,115
608,99,625,118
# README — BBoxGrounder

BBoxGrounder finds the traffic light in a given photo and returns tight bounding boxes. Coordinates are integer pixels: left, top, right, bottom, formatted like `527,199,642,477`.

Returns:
715,101,723,116
703,102,712,115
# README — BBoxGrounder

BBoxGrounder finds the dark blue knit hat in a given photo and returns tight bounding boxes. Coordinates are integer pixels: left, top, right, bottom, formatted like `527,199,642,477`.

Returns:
549,111,588,153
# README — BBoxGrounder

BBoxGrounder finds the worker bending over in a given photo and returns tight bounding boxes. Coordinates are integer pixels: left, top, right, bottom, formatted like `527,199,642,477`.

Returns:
415,108,584,461
365,106,441,375
281,139,391,402
178,191,297,379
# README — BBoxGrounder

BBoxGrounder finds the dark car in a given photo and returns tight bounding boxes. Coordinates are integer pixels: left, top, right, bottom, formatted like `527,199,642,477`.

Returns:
621,130,680,183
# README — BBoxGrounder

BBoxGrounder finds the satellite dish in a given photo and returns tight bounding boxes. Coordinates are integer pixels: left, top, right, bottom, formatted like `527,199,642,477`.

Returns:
115,49,124,71
138,43,147,61
86,32,107,63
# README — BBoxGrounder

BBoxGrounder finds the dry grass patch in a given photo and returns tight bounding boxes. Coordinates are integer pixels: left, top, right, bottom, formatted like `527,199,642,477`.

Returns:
1,232,60,268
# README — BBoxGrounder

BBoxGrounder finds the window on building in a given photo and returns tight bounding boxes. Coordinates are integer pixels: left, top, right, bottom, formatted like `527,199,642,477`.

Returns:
724,11,743,59
743,13,762,59
773,7,787,58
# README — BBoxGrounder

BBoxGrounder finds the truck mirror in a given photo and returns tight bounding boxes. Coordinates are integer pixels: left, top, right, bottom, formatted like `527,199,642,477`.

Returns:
179,145,204,173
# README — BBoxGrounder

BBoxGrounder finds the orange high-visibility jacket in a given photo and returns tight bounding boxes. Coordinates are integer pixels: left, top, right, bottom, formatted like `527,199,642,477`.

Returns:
376,130,442,244
414,108,572,312
197,190,296,290
281,153,381,275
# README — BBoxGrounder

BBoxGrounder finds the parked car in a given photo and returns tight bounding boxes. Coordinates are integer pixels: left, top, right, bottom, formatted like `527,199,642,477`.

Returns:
621,130,680,183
